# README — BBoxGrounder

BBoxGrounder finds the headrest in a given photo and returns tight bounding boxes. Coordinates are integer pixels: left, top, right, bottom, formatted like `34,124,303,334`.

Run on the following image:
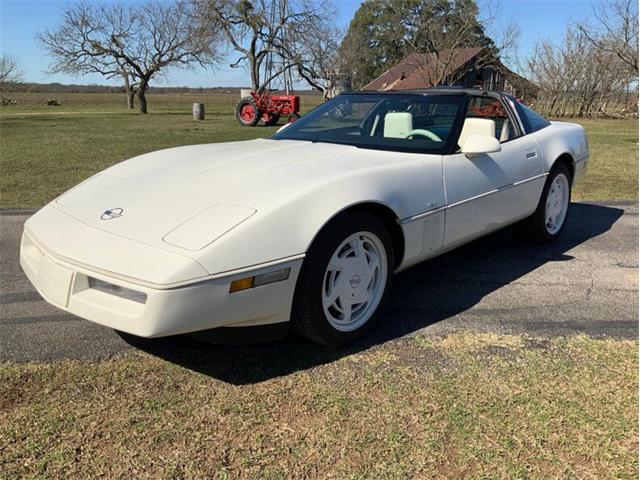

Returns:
459,118,496,147
383,112,413,138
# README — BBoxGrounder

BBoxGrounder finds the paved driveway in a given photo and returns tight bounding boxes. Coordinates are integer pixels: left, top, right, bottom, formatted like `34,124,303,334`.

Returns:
1,202,637,366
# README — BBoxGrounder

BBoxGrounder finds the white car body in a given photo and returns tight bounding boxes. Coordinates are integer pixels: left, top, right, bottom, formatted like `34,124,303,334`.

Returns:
21,90,589,338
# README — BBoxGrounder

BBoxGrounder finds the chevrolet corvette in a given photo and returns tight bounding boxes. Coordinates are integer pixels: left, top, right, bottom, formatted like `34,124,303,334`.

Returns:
21,88,589,346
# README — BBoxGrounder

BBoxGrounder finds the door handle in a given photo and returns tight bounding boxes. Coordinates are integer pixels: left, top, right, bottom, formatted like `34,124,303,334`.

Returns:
525,151,537,159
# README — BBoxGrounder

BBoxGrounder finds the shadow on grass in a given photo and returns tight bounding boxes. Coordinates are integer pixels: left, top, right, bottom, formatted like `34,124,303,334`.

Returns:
120,203,625,385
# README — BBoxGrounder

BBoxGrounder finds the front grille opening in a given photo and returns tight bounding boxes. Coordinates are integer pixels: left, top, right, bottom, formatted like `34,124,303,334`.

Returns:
88,277,147,304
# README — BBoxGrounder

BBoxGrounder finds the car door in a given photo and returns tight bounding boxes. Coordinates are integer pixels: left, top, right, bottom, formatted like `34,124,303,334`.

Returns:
442,96,545,248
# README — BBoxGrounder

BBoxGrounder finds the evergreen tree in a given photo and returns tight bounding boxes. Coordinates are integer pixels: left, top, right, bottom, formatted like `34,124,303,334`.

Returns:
341,0,496,88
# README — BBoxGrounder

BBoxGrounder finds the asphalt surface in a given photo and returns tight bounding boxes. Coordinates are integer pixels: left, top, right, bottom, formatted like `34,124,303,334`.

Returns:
1,202,637,366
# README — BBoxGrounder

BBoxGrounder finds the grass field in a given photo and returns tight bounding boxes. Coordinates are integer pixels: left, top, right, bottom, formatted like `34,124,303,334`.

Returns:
1,333,637,478
0,92,637,208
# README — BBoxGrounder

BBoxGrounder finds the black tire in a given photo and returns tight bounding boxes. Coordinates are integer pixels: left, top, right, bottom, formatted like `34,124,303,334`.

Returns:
291,211,394,347
287,113,300,123
235,97,261,127
517,163,572,243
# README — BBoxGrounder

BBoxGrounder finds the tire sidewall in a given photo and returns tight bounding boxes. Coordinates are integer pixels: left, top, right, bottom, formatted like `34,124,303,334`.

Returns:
538,164,572,241
292,212,394,346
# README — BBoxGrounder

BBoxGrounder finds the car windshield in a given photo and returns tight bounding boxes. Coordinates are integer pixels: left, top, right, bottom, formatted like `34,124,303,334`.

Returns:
271,93,466,154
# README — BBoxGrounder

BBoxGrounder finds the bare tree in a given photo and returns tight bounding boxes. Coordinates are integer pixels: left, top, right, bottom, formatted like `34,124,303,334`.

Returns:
291,18,342,100
194,0,329,93
38,1,222,113
576,0,638,76
526,26,635,117
38,3,140,109
0,54,24,87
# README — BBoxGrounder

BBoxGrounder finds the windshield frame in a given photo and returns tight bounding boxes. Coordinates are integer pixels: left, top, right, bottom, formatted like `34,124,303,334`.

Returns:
271,92,469,155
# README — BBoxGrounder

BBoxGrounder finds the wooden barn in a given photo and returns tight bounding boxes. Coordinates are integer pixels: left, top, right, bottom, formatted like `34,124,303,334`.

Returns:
362,47,538,100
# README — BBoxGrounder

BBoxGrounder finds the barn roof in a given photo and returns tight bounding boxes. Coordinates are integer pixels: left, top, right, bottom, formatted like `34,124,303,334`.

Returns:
362,47,485,91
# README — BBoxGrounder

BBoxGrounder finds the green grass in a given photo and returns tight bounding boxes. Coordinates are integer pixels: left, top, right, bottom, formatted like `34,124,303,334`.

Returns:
0,92,637,208
570,118,639,201
1,333,637,478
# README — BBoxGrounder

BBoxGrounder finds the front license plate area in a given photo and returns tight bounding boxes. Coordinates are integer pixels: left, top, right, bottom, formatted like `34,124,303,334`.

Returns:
38,255,74,307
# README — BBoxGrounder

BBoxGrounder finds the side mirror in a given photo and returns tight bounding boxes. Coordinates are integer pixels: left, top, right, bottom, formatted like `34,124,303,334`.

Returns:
461,134,501,156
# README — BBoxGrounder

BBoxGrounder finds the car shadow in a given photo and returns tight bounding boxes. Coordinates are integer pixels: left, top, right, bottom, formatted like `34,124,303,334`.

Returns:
121,203,625,385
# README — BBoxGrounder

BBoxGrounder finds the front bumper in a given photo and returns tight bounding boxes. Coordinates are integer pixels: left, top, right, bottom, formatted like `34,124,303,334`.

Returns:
20,231,303,337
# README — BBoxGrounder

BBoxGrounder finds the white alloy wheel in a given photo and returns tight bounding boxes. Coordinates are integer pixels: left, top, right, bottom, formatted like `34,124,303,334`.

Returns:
544,173,570,235
322,231,388,332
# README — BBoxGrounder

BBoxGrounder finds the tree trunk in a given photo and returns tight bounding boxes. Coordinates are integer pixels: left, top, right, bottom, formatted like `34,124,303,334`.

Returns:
249,58,260,93
121,70,135,110
127,90,135,109
137,83,148,114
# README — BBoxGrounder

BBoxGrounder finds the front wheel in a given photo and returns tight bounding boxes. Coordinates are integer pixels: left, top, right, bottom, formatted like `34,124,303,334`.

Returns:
518,164,571,243
292,212,394,346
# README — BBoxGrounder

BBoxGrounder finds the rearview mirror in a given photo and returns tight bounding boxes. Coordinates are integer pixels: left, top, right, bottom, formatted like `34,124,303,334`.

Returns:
461,134,501,156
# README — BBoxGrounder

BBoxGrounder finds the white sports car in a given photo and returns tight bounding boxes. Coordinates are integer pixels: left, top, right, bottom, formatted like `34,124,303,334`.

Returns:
21,88,589,346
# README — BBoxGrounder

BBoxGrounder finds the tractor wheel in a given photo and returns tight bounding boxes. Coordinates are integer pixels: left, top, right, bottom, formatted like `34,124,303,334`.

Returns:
236,97,261,127
287,113,300,123
264,114,280,126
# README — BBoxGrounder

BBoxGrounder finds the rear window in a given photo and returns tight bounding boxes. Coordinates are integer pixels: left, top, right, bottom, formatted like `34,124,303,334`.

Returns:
515,101,550,133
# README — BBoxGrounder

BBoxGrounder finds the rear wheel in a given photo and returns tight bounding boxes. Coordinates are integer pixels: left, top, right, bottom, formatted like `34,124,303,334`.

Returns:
292,212,394,346
235,97,261,126
518,164,571,243
287,113,300,123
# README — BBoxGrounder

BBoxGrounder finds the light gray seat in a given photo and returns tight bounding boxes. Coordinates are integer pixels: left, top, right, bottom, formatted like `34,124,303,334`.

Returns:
458,118,496,148
383,112,413,138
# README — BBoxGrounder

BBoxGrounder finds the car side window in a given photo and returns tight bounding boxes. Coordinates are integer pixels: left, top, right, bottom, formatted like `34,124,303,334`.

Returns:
464,97,518,143
514,101,551,133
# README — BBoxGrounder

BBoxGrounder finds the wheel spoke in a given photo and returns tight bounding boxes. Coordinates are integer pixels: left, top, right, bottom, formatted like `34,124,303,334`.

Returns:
355,237,367,258
323,286,340,309
340,297,352,324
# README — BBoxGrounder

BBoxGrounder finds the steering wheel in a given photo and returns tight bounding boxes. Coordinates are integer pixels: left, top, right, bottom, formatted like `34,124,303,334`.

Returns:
403,129,443,142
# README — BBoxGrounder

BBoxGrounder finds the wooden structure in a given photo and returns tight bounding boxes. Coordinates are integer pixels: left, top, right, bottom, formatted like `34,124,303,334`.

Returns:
363,47,538,100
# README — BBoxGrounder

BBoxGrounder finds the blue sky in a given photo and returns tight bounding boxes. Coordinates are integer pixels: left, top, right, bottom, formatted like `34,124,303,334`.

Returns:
0,0,594,88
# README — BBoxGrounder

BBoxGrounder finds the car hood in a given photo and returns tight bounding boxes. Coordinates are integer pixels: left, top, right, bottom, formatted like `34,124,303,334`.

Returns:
52,139,393,252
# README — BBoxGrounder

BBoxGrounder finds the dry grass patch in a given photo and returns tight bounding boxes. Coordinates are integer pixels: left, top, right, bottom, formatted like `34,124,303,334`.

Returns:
1,333,637,478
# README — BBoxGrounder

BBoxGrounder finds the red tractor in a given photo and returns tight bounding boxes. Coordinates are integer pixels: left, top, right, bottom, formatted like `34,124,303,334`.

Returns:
235,91,300,127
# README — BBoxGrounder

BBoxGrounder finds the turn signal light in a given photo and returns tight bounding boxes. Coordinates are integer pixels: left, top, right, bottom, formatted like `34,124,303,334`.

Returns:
229,268,291,293
229,277,254,292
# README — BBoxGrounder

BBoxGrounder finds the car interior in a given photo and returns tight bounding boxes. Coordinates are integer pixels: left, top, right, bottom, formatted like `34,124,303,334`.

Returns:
369,96,516,148
277,93,518,153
